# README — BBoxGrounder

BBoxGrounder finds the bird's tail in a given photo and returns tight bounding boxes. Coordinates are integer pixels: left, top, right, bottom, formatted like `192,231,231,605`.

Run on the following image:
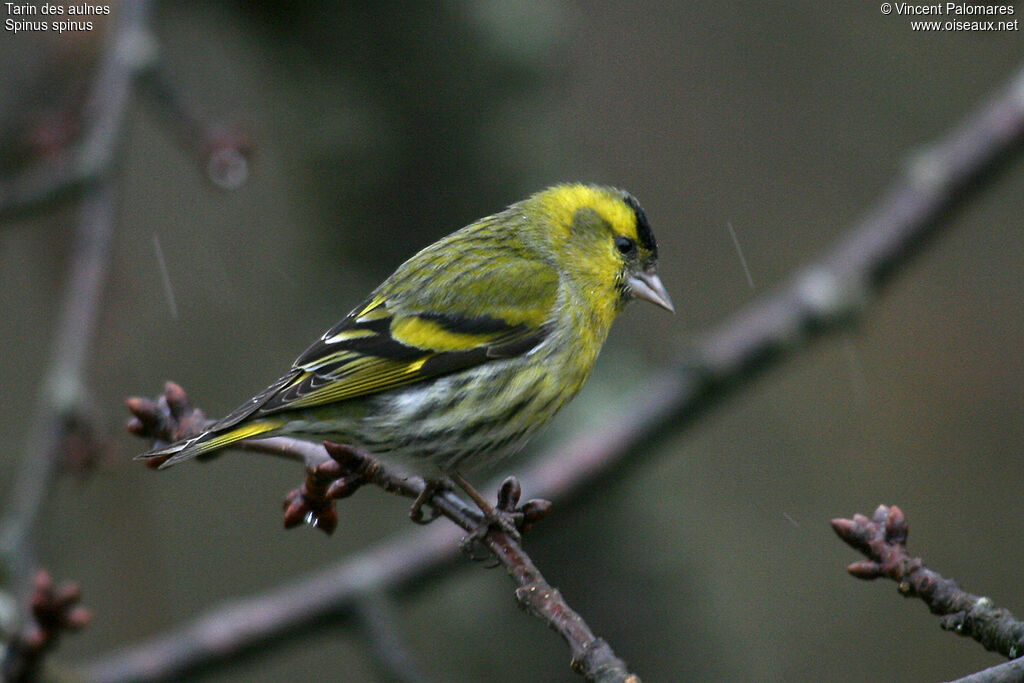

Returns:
136,418,285,469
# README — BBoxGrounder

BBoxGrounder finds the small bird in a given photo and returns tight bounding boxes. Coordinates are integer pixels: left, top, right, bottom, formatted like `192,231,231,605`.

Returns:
140,184,672,506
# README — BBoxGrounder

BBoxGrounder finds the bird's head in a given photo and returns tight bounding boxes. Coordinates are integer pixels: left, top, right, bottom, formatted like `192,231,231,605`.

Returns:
525,184,673,314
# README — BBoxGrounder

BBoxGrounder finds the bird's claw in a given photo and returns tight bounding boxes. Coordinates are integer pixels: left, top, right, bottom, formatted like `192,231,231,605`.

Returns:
409,478,451,524
459,475,553,554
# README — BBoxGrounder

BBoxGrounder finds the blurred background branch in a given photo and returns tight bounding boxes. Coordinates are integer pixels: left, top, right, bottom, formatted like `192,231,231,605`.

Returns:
0,1,155,221
0,1,256,678
1,3,156,679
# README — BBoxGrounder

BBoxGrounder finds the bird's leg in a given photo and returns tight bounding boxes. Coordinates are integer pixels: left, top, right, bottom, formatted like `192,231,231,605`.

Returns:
408,478,449,524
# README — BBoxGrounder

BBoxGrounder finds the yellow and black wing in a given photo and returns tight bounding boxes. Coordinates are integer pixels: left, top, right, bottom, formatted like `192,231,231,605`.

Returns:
210,256,560,431
144,230,560,466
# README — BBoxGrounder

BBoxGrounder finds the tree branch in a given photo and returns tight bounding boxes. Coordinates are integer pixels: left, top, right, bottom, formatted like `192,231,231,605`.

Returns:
833,505,1024,680
125,391,637,681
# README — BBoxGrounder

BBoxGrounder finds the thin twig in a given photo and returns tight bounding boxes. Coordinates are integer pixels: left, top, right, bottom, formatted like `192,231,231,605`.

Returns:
315,455,634,683
484,528,635,682
833,506,1024,678
137,62,252,190
1,570,92,683
87,61,1024,681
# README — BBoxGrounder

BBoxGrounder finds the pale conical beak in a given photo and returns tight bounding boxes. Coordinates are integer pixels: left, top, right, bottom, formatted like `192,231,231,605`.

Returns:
627,270,674,312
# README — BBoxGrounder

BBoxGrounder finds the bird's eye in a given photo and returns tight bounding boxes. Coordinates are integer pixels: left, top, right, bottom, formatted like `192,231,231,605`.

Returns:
615,236,636,255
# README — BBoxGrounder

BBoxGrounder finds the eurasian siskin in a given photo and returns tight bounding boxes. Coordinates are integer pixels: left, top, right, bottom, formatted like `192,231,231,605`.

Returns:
140,184,672,482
